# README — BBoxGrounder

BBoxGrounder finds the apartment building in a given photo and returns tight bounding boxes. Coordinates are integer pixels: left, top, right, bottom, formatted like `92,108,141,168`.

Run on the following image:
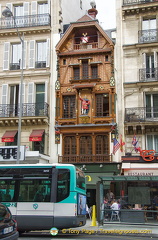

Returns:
115,0,158,222
0,0,91,164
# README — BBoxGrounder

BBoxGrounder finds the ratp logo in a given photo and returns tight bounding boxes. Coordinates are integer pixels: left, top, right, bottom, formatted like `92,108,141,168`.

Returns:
33,203,38,210
50,227,58,236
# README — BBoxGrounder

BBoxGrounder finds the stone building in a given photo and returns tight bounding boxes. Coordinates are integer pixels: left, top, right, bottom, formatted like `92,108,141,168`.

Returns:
0,0,91,163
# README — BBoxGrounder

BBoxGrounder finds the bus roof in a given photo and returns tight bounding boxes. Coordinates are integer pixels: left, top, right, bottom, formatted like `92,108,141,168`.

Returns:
0,163,76,168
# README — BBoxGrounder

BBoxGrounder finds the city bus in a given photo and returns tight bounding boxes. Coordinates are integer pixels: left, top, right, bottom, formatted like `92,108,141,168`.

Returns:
0,163,86,232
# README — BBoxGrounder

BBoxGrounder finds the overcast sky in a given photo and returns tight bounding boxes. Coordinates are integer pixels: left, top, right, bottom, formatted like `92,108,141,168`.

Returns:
95,0,116,30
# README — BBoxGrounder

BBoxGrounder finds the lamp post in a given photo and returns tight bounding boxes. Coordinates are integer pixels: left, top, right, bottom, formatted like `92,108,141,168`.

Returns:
2,7,24,164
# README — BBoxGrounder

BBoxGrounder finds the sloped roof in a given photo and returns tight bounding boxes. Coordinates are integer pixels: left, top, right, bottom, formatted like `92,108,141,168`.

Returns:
56,13,114,53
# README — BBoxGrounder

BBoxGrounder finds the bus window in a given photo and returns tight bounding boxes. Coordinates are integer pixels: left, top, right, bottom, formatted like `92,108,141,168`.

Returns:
57,169,70,202
76,168,85,190
18,180,51,202
0,180,15,202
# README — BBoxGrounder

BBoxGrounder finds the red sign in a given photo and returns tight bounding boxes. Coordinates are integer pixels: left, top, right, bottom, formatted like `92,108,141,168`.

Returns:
140,150,155,162
2,137,14,142
29,137,42,142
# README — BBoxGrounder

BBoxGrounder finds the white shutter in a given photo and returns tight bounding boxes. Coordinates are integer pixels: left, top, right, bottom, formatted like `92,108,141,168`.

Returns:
2,84,8,104
29,40,35,68
31,1,37,15
6,3,13,12
23,41,27,69
45,81,48,103
46,38,50,67
3,42,10,70
142,53,146,68
24,2,29,16
1,84,8,117
154,51,157,68
28,82,34,103
27,82,34,116
0,4,1,18
48,0,50,14
19,83,25,105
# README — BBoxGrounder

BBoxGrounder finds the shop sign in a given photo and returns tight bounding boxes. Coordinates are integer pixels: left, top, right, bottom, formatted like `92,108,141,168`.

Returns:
124,169,158,176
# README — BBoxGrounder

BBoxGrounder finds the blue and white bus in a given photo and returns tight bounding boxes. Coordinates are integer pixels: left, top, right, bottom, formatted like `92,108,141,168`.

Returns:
0,164,86,232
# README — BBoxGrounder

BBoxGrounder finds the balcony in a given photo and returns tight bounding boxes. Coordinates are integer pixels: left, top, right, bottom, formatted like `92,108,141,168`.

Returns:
125,107,158,122
70,75,101,83
123,0,158,6
35,61,46,69
139,68,158,82
138,29,158,43
0,14,50,29
0,102,49,118
74,42,98,50
58,154,112,164
10,63,20,70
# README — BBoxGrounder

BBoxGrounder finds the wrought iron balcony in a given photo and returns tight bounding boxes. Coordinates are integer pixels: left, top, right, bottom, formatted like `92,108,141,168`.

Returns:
0,14,50,29
125,107,158,122
0,102,49,118
123,0,158,6
10,63,20,70
35,61,46,68
139,68,158,82
138,29,158,43
58,154,112,163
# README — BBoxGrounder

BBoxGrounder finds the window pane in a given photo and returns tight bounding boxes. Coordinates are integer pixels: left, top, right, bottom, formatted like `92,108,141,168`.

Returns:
154,135,158,153
12,44,21,63
96,94,109,116
147,135,153,150
57,169,70,202
18,179,51,202
80,136,92,155
63,96,76,118
37,42,47,61
64,136,76,155
96,135,108,154
0,180,15,202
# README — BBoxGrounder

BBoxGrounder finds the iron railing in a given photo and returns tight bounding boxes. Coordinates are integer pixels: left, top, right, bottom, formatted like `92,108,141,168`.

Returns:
0,102,49,118
125,107,158,122
58,154,112,163
0,14,50,29
123,0,158,6
138,29,158,43
139,68,158,82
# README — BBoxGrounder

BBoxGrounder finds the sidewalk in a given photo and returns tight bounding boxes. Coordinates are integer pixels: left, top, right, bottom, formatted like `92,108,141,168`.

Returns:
73,219,158,237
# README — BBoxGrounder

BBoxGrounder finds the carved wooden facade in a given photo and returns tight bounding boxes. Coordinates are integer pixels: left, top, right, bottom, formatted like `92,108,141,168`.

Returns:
55,13,115,164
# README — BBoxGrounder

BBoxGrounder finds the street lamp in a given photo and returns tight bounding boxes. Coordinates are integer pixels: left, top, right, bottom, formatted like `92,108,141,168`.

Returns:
2,7,24,164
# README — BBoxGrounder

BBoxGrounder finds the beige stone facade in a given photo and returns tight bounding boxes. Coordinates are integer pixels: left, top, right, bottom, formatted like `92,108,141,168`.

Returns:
116,0,158,157
0,0,91,164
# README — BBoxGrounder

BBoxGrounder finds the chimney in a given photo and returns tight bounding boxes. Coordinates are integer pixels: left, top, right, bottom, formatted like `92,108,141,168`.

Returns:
88,1,98,19
88,8,98,19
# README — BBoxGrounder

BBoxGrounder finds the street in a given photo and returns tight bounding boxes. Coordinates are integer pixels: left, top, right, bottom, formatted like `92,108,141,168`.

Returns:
18,232,157,240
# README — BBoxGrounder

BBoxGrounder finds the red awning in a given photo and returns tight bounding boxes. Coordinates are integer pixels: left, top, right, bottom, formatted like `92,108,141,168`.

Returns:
2,130,17,142
29,129,44,142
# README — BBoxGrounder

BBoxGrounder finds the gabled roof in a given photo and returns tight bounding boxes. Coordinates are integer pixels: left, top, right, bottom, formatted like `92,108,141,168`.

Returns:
56,13,114,53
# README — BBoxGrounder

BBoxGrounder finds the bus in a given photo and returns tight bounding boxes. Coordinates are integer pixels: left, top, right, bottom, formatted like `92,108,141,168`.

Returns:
0,163,86,232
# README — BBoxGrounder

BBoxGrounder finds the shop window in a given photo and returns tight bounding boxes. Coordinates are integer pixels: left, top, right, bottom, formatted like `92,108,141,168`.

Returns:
95,94,109,117
63,95,76,118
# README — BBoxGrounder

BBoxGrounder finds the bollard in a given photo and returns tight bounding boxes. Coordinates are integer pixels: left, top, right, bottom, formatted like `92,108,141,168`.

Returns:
90,205,97,226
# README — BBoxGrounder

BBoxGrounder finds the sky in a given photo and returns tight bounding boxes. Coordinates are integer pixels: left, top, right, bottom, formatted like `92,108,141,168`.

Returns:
95,0,116,30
